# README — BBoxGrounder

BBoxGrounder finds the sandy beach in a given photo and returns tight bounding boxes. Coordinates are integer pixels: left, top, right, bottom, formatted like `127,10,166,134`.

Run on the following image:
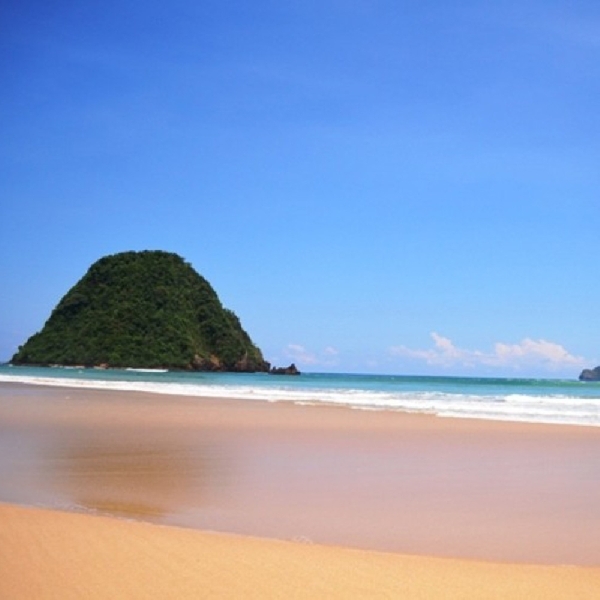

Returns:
2,502,600,600
1,382,600,597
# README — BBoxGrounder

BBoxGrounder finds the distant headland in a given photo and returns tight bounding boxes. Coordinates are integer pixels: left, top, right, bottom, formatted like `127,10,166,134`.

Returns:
11,250,280,373
579,366,600,381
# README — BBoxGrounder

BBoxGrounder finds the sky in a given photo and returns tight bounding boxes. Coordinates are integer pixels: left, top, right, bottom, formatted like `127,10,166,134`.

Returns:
1,0,599,377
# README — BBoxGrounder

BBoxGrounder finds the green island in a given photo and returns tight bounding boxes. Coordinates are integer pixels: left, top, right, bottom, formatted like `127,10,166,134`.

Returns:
11,251,270,372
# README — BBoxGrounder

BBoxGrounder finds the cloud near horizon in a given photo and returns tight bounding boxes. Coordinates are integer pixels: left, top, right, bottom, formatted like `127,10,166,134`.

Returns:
284,343,340,367
390,333,587,372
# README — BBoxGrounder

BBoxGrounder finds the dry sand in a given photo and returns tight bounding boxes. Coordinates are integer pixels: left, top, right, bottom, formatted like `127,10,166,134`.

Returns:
1,503,599,599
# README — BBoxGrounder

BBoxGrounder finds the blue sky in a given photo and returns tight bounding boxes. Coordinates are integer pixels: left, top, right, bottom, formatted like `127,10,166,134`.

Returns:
1,1,598,376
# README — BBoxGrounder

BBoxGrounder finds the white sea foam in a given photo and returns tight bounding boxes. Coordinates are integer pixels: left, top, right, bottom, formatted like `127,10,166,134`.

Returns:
1,372,598,427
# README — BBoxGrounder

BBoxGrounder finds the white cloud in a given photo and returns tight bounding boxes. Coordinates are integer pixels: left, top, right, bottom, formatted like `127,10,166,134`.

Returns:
285,344,318,365
492,339,584,367
390,332,586,372
284,344,340,367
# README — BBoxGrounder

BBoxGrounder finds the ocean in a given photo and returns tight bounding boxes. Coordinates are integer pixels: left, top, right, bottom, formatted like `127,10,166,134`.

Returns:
1,364,599,427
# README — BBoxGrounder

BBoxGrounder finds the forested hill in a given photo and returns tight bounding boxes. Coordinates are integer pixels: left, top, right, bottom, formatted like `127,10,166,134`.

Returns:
11,251,270,372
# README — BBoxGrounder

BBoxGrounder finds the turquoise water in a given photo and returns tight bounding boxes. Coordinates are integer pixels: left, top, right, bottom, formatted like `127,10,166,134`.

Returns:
1,365,599,426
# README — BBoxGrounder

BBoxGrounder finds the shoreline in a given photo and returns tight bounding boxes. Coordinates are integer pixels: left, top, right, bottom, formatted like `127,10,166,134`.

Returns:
1,369,598,428
2,503,600,599
1,382,600,568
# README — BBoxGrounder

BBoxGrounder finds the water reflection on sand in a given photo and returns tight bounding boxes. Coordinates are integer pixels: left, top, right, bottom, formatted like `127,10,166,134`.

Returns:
46,429,221,519
0,384,231,522
2,382,600,565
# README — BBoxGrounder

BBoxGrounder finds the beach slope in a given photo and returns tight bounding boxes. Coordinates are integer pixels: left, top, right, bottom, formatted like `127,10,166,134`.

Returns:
1,503,599,599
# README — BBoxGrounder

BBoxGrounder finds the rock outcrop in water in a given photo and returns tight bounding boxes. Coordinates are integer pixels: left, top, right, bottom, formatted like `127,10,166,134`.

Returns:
579,366,600,381
11,250,270,372
270,363,301,376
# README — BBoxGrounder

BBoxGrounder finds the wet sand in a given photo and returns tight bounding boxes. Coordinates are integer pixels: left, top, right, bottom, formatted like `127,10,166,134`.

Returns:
1,382,600,568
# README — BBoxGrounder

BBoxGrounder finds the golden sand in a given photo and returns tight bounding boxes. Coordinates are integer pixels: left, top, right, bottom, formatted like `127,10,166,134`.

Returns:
2,383,600,565
1,383,600,597
1,503,599,600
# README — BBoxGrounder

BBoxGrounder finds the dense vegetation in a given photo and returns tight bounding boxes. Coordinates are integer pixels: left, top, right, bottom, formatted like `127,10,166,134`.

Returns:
12,251,269,371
